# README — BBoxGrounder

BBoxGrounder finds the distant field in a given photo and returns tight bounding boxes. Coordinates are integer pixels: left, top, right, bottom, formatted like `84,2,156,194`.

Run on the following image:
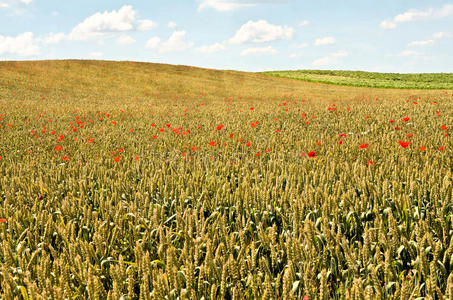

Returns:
0,60,452,299
262,70,453,89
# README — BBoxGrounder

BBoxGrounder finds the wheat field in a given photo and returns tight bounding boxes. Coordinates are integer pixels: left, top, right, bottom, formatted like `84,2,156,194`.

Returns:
0,60,452,299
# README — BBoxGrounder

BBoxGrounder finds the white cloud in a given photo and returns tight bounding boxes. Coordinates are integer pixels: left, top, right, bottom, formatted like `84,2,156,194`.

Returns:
240,45,277,56
137,19,158,31
229,20,294,44
297,42,308,48
298,20,310,26
0,32,39,56
381,4,453,29
400,50,420,56
42,32,66,44
331,50,348,57
312,56,334,66
20,0,31,4
433,32,452,39
145,37,161,48
0,2,9,8
408,39,434,47
312,50,348,66
168,21,177,28
196,42,226,53
116,35,136,45
380,20,396,30
158,30,194,53
289,53,302,58
89,51,103,57
198,0,287,12
314,36,335,46
69,5,157,40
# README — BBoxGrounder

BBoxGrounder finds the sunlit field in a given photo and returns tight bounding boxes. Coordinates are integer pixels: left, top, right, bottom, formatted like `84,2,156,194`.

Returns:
0,60,452,299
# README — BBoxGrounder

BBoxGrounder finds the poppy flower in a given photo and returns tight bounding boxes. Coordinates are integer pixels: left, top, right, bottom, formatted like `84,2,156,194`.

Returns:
439,146,445,151
395,127,401,130
130,129,134,132
398,141,411,148
87,139,94,143
402,117,410,122
134,156,139,161
166,123,171,128
338,139,343,145
118,149,124,153
55,146,63,151
191,146,197,151
308,151,316,157
300,153,306,156
359,144,369,149
419,146,426,151
367,160,373,166
0,218,6,223
209,141,216,146
406,133,413,138
338,133,347,137
112,121,117,125
0,156,2,160
316,141,322,146
62,156,69,161
389,120,395,123
159,128,165,132
50,131,56,135
255,152,261,156
265,149,270,153
250,107,254,110
152,135,157,139
229,133,234,138
276,129,281,133
114,156,121,162
246,142,251,147
182,152,187,157
441,125,448,130
216,124,224,131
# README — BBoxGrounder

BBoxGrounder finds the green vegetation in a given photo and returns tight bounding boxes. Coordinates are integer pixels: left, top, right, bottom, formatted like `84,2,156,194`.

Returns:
262,70,453,89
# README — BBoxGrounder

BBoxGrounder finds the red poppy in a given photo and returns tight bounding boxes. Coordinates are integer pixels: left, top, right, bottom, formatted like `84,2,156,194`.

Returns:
152,135,157,139
441,125,448,130
398,141,411,148
62,156,69,161
246,142,251,147
402,117,410,122
419,146,426,151
251,123,256,128
265,149,270,153
300,153,306,156
0,218,6,223
395,127,401,130
114,156,121,162
0,156,2,160
255,152,261,156
209,141,216,146
367,160,373,166
58,134,64,141
87,139,94,143
216,124,224,131
182,152,187,157
439,146,445,151
308,151,316,157
118,149,124,153
191,146,197,151
338,133,347,137
166,123,171,128
316,141,322,146
359,144,369,149
389,120,395,123
112,121,117,125
338,139,343,145
250,107,254,110
134,156,139,161
50,131,56,135
159,128,165,132
276,129,281,133
130,129,134,132
55,145,63,151
229,133,234,138
406,133,413,138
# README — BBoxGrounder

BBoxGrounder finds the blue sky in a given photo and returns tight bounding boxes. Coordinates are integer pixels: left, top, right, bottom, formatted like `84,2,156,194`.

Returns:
1,0,453,72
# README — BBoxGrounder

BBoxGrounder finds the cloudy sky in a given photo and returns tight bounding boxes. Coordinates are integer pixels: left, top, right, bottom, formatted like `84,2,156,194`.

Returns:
1,0,453,72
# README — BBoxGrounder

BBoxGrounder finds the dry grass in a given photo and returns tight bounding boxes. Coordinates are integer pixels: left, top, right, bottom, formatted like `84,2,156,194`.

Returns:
0,60,452,299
